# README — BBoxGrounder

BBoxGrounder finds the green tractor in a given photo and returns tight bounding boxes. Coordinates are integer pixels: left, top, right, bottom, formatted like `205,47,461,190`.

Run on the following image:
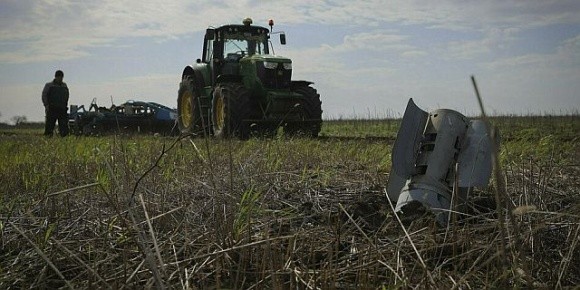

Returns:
177,18,322,138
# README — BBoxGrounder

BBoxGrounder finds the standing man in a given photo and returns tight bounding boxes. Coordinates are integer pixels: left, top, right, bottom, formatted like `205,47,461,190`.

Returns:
42,70,69,137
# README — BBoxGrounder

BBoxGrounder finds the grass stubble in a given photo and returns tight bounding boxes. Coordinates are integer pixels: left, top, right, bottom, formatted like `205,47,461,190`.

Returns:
0,112,578,288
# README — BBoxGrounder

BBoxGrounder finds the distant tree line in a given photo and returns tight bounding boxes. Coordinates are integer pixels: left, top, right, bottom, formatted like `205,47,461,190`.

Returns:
0,112,44,129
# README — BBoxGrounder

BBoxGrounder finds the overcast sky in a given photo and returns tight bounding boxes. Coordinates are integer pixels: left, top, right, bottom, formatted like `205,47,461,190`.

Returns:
1,0,579,123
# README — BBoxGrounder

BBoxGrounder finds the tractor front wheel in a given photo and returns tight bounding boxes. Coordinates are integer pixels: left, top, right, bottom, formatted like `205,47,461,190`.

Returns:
211,83,251,139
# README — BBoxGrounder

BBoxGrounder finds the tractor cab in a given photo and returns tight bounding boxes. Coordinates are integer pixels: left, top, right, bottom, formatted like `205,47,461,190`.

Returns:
202,19,269,78
201,18,287,84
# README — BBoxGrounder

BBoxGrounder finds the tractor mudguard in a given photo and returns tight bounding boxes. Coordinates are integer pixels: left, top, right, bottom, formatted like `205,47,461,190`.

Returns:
183,66,206,98
291,80,314,89
182,66,195,80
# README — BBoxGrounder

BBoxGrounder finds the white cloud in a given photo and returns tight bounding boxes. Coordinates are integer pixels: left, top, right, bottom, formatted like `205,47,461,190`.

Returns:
2,0,579,63
285,29,419,65
0,1,207,63
339,32,414,52
442,27,520,60
484,34,580,70
558,34,580,61
282,30,413,94
401,50,427,58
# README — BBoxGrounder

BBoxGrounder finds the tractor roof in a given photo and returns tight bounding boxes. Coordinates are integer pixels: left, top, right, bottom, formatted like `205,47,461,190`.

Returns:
214,24,270,36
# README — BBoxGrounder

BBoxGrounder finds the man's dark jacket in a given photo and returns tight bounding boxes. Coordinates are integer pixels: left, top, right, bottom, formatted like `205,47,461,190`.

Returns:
42,80,69,108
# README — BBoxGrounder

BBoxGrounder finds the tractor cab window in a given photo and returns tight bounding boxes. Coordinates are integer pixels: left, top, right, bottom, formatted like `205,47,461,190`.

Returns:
204,39,214,63
222,32,268,61
247,39,266,55
224,39,248,62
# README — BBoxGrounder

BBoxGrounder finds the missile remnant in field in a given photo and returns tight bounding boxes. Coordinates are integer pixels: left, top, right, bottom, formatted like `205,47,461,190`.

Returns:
387,98,495,225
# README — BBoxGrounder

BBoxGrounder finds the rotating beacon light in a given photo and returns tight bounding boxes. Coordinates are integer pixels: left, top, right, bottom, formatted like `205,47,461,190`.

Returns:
268,19,274,32
386,98,494,225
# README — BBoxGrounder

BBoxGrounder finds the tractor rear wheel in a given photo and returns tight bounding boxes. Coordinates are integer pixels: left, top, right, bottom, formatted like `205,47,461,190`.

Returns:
177,76,204,135
286,84,322,137
212,83,251,139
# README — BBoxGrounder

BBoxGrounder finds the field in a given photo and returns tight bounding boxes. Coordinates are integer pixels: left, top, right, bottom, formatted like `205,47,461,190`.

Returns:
0,116,579,289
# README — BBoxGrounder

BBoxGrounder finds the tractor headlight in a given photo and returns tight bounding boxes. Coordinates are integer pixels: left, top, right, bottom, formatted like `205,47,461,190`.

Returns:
263,61,278,69
282,62,292,70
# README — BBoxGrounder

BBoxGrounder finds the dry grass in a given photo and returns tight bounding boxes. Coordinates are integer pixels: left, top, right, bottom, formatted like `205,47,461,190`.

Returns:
0,116,579,289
